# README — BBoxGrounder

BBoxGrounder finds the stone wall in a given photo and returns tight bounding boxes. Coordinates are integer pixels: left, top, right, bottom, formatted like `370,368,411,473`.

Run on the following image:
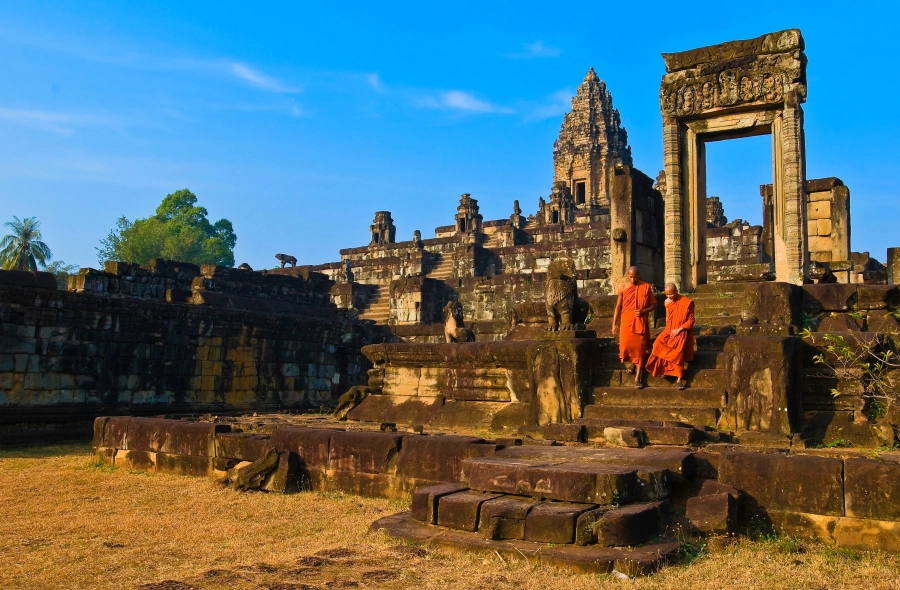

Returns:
0,268,374,423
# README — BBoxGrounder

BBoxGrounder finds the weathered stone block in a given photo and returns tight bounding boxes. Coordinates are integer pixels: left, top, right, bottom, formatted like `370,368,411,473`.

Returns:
802,284,858,312
215,433,274,462
594,502,663,547
718,452,844,516
525,501,596,544
114,449,157,472
155,453,213,477
270,427,336,471
844,458,900,521
602,427,645,448
856,285,899,311
395,435,496,482
720,336,802,436
436,490,502,532
104,417,131,448
411,483,468,523
328,430,403,474
261,450,301,493
686,493,736,534
478,495,538,540
92,416,109,448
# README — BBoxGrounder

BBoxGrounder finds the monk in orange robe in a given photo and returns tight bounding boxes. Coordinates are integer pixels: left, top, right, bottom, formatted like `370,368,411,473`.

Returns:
646,283,695,390
612,267,657,389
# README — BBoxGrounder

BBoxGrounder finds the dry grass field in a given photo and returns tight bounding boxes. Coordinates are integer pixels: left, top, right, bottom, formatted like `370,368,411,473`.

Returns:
1,443,899,590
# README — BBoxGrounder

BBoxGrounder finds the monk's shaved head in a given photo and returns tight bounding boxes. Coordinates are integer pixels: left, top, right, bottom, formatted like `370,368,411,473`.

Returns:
664,283,678,295
627,266,640,276
625,266,641,285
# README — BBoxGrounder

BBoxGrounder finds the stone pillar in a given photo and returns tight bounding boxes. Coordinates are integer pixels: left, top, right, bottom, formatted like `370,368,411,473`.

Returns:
609,167,634,293
888,248,900,285
662,118,684,289
778,96,808,284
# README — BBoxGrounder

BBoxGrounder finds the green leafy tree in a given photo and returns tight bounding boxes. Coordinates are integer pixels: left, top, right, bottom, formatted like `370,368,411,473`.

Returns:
0,216,52,271
45,260,80,289
96,189,237,266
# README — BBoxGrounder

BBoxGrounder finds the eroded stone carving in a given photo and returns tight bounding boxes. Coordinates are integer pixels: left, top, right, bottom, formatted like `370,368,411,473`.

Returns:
443,301,475,342
545,257,578,331
660,29,806,117
333,385,369,420
275,253,297,268
238,263,253,271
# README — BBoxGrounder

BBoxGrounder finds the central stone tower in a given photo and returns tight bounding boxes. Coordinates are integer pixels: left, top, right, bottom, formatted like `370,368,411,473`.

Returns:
553,68,632,208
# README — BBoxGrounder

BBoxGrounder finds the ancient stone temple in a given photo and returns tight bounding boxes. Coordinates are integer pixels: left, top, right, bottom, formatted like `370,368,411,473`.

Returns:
553,68,633,210
6,29,900,567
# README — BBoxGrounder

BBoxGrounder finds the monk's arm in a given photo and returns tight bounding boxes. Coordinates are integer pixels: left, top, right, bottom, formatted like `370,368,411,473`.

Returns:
611,289,623,334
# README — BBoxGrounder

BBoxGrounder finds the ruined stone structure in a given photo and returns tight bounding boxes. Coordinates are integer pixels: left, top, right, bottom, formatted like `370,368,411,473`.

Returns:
0,264,373,423
370,211,396,245
8,29,900,563
553,68,633,210
661,29,809,288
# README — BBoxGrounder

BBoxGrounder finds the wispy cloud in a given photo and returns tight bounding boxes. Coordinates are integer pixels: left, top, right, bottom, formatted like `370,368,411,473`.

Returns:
416,90,513,114
525,89,573,120
506,40,561,59
0,108,119,136
228,61,298,93
366,72,386,93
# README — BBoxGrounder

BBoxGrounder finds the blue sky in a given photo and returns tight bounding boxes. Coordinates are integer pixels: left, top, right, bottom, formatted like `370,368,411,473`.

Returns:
1,1,898,270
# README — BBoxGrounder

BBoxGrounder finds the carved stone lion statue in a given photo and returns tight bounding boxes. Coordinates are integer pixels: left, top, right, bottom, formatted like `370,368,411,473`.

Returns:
545,257,585,331
238,262,253,271
275,253,297,268
333,386,369,420
443,301,475,343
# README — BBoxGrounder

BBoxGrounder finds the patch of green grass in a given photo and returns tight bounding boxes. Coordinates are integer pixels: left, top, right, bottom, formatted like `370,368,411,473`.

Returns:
823,438,854,448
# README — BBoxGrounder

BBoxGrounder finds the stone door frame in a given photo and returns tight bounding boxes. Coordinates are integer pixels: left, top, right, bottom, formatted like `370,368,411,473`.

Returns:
660,29,809,290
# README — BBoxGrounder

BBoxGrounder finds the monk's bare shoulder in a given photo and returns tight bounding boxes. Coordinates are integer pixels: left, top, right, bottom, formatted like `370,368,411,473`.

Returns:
616,283,627,295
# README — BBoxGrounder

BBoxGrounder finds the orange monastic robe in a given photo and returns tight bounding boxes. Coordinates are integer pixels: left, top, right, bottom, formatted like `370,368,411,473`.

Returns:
646,296,696,378
618,282,657,365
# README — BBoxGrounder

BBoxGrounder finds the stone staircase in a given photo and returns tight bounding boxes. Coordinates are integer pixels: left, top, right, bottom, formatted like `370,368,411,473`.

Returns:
481,233,500,249
579,284,753,436
359,286,390,323
373,445,688,574
426,253,454,281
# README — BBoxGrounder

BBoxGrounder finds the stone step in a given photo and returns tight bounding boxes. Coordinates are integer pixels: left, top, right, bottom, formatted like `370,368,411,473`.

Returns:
692,283,754,296
599,350,721,370
692,298,744,313
574,418,707,446
590,386,724,408
583,404,720,430
371,512,680,576
490,444,695,481
596,368,724,389
461,456,670,505
691,315,740,328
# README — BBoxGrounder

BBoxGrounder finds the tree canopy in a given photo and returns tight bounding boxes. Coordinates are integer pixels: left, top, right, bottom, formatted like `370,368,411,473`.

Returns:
0,216,52,271
97,189,237,266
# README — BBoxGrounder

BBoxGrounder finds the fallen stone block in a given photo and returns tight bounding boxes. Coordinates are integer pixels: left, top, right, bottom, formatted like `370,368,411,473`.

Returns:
686,493,736,535
437,490,503,532
542,424,586,443
411,483,468,524
227,448,279,491
261,450,301,493
525,501,597,544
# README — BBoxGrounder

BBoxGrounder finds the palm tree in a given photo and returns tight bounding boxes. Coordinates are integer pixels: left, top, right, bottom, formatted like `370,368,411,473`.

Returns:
0,216,52,271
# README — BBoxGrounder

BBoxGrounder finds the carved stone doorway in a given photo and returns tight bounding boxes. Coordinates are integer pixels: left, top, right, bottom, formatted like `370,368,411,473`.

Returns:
660,29,809,289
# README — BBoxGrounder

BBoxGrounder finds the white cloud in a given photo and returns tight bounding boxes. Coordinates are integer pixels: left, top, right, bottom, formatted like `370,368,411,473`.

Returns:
228,61,298,93
366,72,386,93
506,40,561,59
526,89,574,120
0,108,118,136
417,90,513,114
